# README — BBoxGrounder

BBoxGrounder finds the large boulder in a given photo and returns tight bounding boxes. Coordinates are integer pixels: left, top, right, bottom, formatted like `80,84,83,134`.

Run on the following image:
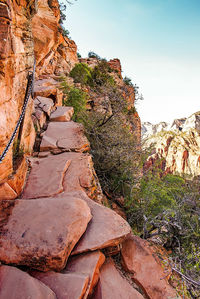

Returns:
0,197,91,271
57,191,131,255
93,259,144,299
121,235,178,299
0,265,56,299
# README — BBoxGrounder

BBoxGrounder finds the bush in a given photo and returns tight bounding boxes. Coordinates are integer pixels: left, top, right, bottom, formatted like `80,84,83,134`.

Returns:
69,63,92,85
61,80,88,121
88,51,101,59
123,76,133,86
90,60,116,89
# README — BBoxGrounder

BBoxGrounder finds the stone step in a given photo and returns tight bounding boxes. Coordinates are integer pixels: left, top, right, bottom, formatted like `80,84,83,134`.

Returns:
31,271,89,299
0,265,56,299
22,154,71,199
30,250,105,299
40,122,90,153
50,106,74,122
93,259,144,299
0,197,91,271
64,250,105,297
121,235,178,299
57,191,131,255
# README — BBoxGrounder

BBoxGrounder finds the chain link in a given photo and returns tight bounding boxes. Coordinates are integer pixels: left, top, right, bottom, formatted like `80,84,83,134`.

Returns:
0,60,36,164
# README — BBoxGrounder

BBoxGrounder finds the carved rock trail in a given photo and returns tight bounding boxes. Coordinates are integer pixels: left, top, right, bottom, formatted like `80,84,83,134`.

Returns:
0,80,178,298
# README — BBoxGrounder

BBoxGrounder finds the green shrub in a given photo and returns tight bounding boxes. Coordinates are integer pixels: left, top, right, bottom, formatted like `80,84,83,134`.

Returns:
123,76,133,86
69,63,92,85
88,51,101,59
61,81,88,121
90,60,116,89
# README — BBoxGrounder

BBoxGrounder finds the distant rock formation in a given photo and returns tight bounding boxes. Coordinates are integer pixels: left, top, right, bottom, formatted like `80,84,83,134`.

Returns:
143,111,200,177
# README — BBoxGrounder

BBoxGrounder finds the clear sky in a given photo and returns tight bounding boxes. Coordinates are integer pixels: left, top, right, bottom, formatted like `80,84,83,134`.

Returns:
63,0,200,124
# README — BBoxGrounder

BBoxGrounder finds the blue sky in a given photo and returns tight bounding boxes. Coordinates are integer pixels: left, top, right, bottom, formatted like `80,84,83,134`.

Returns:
64,0,200,123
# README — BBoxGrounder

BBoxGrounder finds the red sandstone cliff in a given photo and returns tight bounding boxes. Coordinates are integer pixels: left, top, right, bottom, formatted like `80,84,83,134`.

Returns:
0,0,78,193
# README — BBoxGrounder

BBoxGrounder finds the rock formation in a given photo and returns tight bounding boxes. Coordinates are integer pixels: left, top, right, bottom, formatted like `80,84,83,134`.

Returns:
143,112,200,177
0,0,181,298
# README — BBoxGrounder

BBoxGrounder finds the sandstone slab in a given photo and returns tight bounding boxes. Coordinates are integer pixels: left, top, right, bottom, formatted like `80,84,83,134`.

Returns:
31,271,89,299
65,251,105,296
121,235,178,299
40,122,90,152
93,259,144,299
0,265,56,299
0,197,92,271
35,96,54,116
22,154,71,199
60,152,102,201
58,191,131,255
50,106,74,122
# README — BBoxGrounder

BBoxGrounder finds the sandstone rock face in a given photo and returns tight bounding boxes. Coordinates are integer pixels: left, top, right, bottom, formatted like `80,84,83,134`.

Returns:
65,250,105,296
143,112,200,177
93,259,144,299
0,0,36,182
108,58,122,77
61,191,131,255
6,156,28,198
0,265,56,299
31,271,89,299
40,122,90,153
0,182,17,200
121,235,178,299
22,154,71,199
34,78,63,106
0,197,92,271
32,0,78,77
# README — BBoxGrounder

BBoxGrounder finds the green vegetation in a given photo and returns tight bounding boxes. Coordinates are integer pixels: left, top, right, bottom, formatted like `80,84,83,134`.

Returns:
126,159,200,297
123,76,133,86
69,63,92,85
61,80,88,121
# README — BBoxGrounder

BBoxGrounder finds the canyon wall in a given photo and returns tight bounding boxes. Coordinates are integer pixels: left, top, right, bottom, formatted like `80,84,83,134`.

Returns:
0,0,78,187
143,112,200,177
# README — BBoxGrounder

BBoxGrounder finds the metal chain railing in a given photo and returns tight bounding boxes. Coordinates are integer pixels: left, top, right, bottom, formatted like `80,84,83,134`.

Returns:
0,59,36,164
